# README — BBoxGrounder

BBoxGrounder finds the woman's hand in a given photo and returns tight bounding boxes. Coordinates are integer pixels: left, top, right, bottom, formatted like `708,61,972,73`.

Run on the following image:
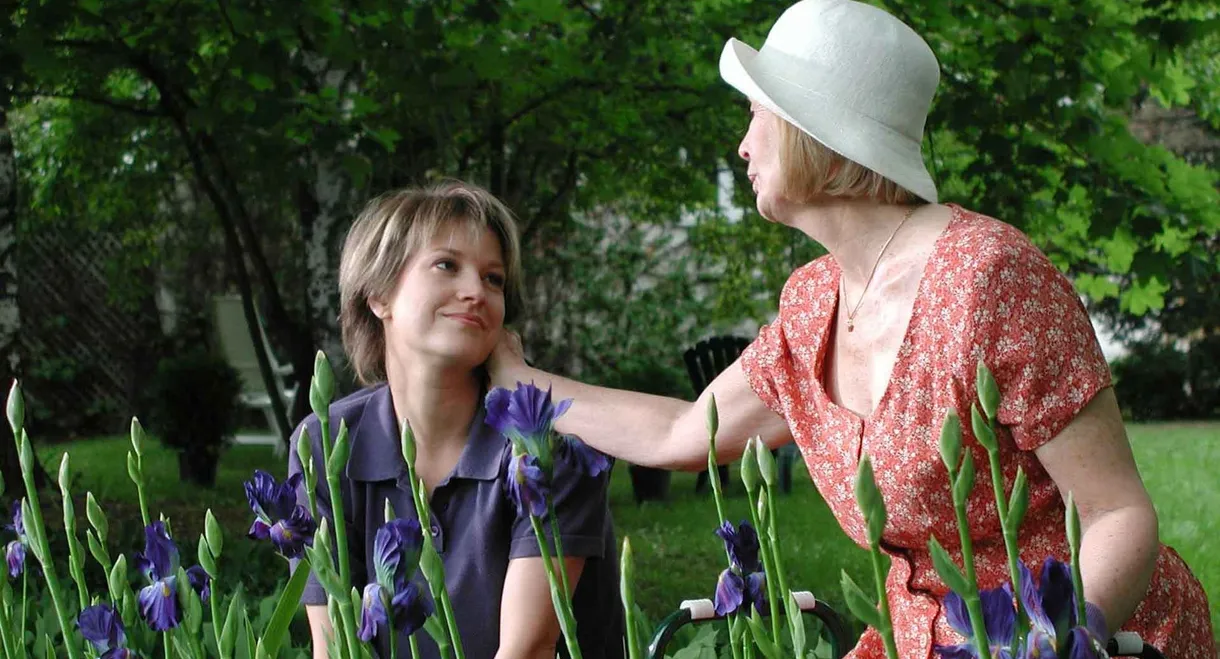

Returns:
488,328,531,388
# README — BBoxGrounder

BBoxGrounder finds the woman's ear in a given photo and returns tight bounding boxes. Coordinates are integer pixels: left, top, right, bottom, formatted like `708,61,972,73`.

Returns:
368,297,390,320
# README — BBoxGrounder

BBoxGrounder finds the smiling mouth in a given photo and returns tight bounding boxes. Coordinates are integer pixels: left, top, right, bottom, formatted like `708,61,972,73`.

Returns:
445,313,486,329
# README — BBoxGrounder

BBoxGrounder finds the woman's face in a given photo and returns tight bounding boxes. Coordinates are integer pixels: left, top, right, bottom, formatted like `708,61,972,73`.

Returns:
372,224,507,372
737,101,794,223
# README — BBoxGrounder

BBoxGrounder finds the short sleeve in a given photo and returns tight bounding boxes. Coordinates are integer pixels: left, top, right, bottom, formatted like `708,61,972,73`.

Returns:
741,317,785,416
287,419,366,606
508,450,612,560
970,241,1113,451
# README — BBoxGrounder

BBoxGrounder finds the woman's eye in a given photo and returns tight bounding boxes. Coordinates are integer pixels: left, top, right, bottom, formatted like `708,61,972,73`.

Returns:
434,259,457,272
485,273,506,288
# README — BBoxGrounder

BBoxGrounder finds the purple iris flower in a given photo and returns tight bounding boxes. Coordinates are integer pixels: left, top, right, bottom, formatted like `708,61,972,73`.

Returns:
133,522,182,632
506,452,549,518
715,520,762,573
373,518,424,589
357,581,433,641
5,541,24,578
245,470,317,559
5,500,26,578
358,518,434,642
1017,559,1108,658
485,382,572,469
935,584,1017,659
712,568,768,617
77,603,135,658
186,565,211,603
710,520,768,616
558,434,612,478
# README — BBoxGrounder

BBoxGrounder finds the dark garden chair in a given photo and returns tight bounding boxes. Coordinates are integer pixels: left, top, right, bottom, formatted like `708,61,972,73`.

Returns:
683,336,797,494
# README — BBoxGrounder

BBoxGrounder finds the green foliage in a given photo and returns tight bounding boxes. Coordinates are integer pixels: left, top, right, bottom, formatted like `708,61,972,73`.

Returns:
2,0,1219,398
1111,337,1220,420
144,350,243,463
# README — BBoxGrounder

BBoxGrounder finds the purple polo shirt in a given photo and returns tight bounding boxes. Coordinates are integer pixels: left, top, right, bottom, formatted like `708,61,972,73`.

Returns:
287,385,624,659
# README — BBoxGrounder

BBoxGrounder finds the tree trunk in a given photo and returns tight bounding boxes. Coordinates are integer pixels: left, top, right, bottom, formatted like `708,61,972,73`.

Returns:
0,105,47,491
300,156,346,377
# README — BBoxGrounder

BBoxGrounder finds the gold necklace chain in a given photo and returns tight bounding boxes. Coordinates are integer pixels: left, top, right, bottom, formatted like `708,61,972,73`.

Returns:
841,205,917,333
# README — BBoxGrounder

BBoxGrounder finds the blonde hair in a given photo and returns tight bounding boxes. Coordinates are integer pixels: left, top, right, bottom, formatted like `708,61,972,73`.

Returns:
776,119,914,205
338,180,523,385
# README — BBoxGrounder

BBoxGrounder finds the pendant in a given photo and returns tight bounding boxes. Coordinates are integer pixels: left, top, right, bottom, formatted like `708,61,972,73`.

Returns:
847,318,854,332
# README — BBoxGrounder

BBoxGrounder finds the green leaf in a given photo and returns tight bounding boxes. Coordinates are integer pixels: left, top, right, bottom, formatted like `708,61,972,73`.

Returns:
854,457,886,547
706,394,719,439
259,559,311,658
745,609,781,659
247,73,275,92
108,554,128,604
785,590,807,658
7,380,24,434
198,534,218,578
87,529,110,570
928,537,970,595
220,585,245,659
1007,468,1029,529
953,452,976,505
970,405,997,453
328,421,350,478
975,361,1000,421
755,437,777,488
1120,276,1169,316
205,509,223,557
739,438,760,494
839,570,881,629
130,418,145,457
938,409,963,474
86,492,109,542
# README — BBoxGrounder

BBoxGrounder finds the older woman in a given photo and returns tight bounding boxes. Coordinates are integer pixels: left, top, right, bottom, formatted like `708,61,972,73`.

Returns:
490,1,1214,657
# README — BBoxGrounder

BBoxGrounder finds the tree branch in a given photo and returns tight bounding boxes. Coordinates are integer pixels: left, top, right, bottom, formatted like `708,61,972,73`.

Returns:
12,90,165,117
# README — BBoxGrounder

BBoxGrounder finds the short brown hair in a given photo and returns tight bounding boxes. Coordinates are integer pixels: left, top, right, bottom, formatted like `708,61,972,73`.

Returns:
338,180,523,385
776,118,914,205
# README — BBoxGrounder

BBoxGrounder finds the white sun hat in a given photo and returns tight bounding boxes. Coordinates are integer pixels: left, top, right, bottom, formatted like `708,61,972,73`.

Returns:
720,0,941,203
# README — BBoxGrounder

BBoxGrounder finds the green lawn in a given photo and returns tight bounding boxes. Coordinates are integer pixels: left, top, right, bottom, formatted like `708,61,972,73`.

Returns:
30,422,1220,642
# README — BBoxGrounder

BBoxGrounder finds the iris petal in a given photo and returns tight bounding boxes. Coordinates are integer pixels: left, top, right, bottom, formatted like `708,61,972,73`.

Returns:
137,578,182,631
713,569,745,616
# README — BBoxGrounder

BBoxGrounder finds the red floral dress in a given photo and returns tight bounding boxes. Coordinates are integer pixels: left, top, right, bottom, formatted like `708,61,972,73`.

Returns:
740,205,1214,658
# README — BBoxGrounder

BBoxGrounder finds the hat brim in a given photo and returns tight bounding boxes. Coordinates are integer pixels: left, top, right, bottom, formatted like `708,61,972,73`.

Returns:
719,38,938,203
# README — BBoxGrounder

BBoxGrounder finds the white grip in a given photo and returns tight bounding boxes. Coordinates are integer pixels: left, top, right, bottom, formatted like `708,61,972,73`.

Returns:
791,591,818,611
1111,632,1144,655
679,599,717,620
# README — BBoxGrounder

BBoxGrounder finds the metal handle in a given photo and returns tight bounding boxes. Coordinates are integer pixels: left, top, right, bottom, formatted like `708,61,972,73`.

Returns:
646,591,852,659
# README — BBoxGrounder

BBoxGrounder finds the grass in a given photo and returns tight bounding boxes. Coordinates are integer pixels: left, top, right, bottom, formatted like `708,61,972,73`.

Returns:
27,422,1220,643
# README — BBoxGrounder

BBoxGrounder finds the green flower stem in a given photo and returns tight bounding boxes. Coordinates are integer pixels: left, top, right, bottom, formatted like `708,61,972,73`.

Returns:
546,505,573,598
327,596,351,659
131,453,151,528
764,487,789,599
318,417,362,659
869,546,900,659
389,621,398,659
527,514,582,659
16,443,81,659
0,588,15,659
410,635,421,659
726,619,741,659
19,569,27,656
60,493,89,612
746,493,780,648
210,590,224,659
163,632,172,659
950,496,993,659
981,440,1025,634
401,440,463,659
